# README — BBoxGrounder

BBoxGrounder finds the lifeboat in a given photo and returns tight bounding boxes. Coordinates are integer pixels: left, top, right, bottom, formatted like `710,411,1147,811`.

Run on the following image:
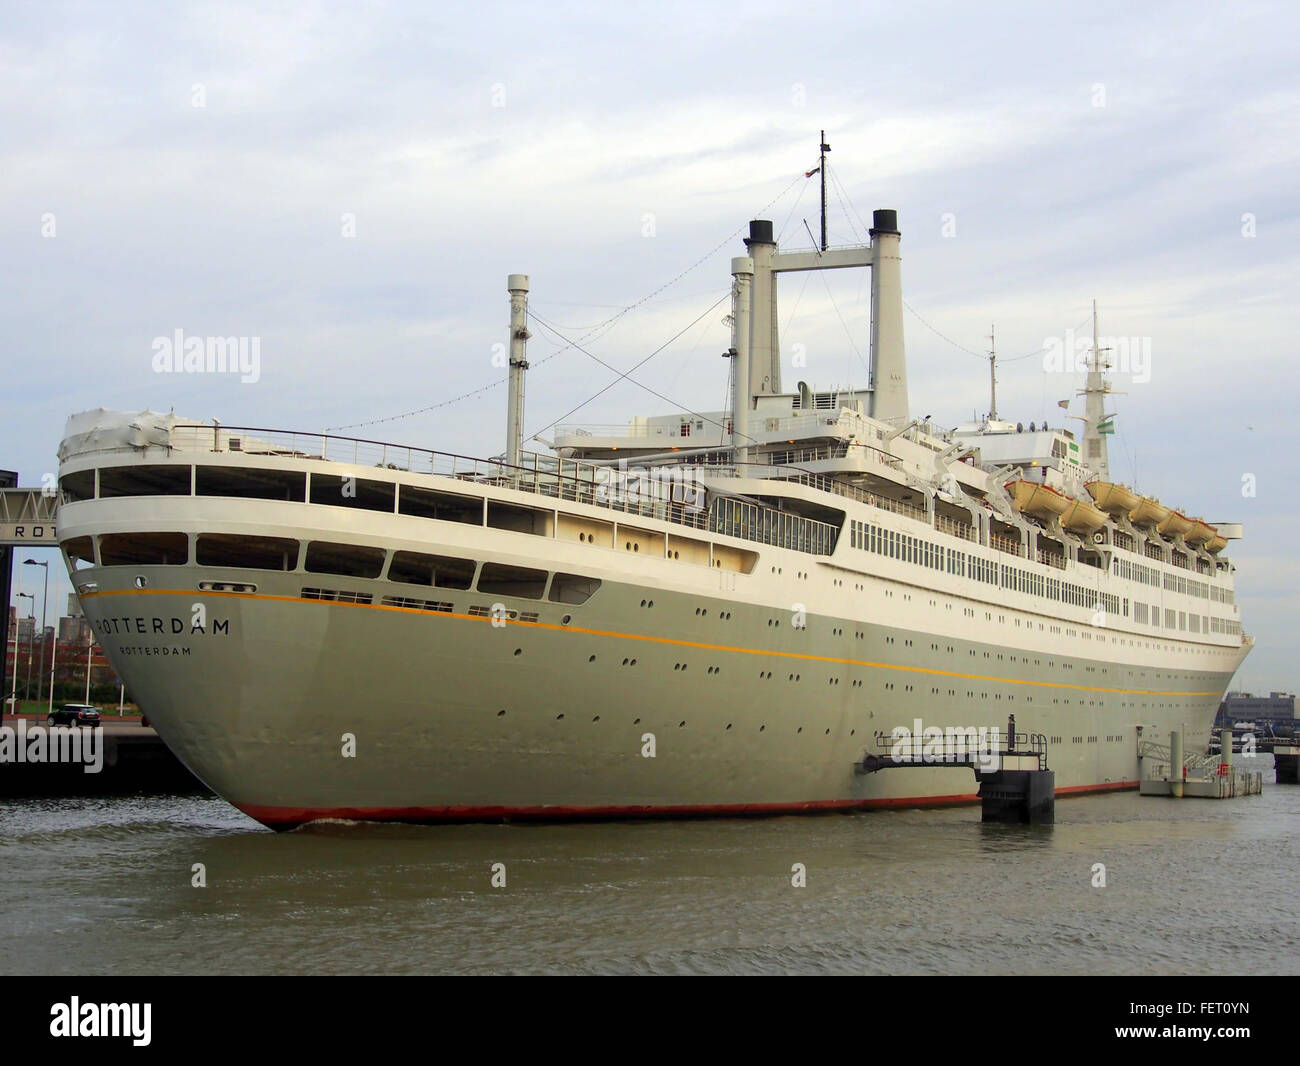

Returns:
1206,533,1228,554
1060,497,1108,533
1158,510,1194,538
1128,496,1170,528
1006,479,1071,520
1184,519,1216,547
1086,480,1141,516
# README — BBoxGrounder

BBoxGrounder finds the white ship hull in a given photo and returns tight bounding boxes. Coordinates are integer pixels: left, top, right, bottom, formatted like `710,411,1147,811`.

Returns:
57,458,1248,829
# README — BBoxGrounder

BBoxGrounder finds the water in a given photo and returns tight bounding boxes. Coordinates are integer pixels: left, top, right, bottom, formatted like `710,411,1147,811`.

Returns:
2,774,1297,975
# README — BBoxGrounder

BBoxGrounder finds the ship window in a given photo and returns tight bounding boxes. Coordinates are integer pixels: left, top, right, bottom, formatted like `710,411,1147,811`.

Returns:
388,551,475,590
63,536,96,570
305,541,386,579
477,562,547,599
549,573,602,605
309,474,395,513
196,466,306,502
60,469,95,502
99,465,192,497
99,532,189,565
486,502,549,535
398,485,483,524
197,533,300,571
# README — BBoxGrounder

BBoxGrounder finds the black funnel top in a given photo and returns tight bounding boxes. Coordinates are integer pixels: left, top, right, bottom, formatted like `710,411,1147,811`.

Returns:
869,209,899,236
746,219,774,244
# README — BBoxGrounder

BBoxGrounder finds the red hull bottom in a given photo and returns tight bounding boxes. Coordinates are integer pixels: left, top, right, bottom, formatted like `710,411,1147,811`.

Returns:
237,781,1140,831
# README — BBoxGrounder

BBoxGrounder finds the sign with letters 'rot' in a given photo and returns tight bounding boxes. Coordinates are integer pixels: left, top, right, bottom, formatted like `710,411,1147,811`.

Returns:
0,524,57,545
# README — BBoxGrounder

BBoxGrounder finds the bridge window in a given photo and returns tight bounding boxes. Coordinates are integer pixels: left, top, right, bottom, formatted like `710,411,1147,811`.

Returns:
388,550,475,589
99,532,189,565
309,474,395,513
197,533,300,571
477,562,547,599
63,536,96,570
304,541,386,579
398,485,482,524
549,573,602,604
486,501,550,535
196,466,306,501
99,465,192,498
60,470,95,502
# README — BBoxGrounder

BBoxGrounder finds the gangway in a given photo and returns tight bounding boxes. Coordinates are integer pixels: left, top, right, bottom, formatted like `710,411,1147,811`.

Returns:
854,715,1054,823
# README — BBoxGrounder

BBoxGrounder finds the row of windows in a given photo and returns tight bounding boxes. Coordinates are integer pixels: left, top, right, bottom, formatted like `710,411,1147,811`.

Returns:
1211,585,1235,605
709,497,837,556
62,533,601,604
1163,571,1210,600
1145,606,1222,635
65,463,831,562
1113,556,1159,588
852,521,1122,616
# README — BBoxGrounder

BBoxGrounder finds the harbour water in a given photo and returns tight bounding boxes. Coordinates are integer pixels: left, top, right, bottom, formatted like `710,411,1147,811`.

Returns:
2,767,1297,975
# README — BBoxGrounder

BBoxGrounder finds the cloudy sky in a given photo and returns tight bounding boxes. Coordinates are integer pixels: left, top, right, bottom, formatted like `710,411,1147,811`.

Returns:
3,0,1296,692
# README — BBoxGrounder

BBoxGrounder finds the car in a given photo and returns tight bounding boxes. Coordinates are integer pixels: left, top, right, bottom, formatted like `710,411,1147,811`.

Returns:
48,704,101,728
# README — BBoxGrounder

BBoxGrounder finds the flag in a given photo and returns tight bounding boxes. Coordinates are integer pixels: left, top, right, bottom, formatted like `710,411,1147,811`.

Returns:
1057,399,1070,410
1098,416,1116,435
805,167,820,178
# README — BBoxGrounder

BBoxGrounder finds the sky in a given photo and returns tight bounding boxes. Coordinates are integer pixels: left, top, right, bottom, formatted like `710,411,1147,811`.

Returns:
2,0,1297,692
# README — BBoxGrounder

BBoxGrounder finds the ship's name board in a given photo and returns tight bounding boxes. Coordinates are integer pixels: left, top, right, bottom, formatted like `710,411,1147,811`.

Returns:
0,523,57,544
93,617,230,637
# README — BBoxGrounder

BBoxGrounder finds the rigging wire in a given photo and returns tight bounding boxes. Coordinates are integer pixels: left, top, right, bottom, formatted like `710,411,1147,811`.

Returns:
326,173,809,433
525,292,741,442
826,161,1096,370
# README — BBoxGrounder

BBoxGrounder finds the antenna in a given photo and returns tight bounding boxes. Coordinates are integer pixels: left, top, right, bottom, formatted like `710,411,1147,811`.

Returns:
988,323,998,422
819,131,830,252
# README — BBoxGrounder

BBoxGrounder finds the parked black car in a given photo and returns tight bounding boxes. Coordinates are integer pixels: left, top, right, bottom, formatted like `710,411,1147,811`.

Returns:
48,704,101,727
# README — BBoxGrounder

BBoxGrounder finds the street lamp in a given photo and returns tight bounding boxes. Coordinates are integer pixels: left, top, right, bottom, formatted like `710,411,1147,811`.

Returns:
17,591,35,710
22,559,48,713
83,625,94,705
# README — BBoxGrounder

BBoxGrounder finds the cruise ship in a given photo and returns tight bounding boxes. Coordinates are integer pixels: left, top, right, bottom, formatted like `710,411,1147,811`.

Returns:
53,201,1250,828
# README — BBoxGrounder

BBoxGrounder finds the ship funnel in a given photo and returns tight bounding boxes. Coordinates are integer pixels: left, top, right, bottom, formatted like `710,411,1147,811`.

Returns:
869,209,908,424
744,219,780,396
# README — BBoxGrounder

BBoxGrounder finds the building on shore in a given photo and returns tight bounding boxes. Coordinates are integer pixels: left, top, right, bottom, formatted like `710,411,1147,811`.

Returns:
1214,691,1296,732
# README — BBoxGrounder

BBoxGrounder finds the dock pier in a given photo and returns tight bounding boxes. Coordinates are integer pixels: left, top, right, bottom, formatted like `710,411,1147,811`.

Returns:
856,715,1055,824
1139,728,1263,799
0,716,203,795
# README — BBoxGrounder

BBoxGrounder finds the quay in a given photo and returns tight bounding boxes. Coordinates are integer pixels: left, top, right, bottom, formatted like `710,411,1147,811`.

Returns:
0,715,203,795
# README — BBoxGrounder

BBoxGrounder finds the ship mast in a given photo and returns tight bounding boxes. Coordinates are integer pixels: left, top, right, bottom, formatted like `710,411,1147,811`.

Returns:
987,324,998,422
1080,298,1112,479
819,130,830,252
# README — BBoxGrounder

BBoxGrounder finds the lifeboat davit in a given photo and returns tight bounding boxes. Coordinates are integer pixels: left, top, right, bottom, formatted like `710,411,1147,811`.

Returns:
1006,479,1071,520
1185,519,1216,547
1060,497,1108,533
1158,510,1194,538
1086,480,1141,516
1128,496,1170,528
